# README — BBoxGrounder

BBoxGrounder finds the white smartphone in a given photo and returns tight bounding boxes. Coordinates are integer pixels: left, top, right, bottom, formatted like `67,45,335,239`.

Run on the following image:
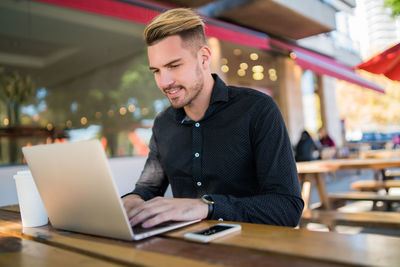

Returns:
183,223,241,243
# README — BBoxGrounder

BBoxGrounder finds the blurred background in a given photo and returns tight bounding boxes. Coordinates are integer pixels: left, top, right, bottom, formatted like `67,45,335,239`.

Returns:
0,0,400,165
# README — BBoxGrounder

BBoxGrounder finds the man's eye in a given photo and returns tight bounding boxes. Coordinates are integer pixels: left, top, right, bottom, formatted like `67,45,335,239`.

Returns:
169,64,179,69
152,69,159,74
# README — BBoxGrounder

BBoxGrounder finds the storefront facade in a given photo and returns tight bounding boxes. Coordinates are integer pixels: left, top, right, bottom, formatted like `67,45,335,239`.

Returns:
0,0,381,164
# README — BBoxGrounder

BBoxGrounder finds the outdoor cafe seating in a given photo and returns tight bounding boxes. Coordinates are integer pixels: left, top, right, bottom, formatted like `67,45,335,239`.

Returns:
297,145,400,236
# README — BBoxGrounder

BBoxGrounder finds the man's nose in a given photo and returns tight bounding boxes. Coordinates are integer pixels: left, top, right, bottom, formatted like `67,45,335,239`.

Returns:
158,71,174,89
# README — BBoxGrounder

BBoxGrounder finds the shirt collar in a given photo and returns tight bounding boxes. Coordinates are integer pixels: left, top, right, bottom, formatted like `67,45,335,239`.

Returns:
209,73,229,105
175,74,229,123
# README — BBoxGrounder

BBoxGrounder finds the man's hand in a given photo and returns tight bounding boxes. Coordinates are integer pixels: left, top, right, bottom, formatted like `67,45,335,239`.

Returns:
121,194,145,221
123,196,209,228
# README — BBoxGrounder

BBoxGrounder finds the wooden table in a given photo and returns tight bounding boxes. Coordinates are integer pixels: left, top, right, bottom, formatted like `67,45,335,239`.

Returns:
360,149,400,159
1,207,400,266
297,158,400,210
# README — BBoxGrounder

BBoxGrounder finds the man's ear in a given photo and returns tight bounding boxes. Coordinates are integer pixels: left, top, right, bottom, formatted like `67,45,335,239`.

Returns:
198,46,211,69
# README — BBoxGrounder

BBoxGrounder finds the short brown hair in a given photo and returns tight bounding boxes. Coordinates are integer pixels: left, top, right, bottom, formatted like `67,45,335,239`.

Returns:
144,8,206,49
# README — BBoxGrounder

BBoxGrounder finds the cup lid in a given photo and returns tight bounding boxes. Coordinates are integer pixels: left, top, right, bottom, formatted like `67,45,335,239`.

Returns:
14,170,32,179
17,170,31,175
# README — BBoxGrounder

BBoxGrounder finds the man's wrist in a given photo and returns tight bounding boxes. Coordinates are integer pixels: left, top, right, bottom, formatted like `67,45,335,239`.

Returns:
122,193,142,200
201,195,214,219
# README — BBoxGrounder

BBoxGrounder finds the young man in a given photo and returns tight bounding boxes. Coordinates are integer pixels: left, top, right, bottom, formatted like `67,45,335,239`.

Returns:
122,8,303,228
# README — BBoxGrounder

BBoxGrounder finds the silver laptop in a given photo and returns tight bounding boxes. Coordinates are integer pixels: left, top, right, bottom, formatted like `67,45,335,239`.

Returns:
22,140,199,241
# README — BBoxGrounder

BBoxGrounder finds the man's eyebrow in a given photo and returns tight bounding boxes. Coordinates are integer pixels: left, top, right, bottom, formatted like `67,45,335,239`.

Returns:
149,58,182,71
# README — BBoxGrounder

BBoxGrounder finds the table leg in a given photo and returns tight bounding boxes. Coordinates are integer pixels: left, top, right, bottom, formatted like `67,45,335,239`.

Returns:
301,176,313,211
315,173,331,210
373,169,386,181
373,169,380,181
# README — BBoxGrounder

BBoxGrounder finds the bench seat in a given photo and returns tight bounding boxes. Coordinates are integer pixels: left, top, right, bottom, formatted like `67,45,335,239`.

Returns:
327,192,400,210
301,209,400,230
328,192,400,202
385,169,400,178
350,180,400,192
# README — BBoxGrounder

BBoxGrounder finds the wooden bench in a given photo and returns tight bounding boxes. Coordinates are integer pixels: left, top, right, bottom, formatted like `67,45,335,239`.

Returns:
385,169,400,179
301,209,400,230
328,191,400,202
328,191,400,210
350,180,400,192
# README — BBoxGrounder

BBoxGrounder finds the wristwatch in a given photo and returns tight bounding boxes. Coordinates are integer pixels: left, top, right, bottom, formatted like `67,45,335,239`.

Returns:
201,195,214,219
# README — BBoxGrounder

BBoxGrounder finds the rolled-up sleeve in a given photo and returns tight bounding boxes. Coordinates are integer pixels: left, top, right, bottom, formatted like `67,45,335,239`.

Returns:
128,130,169,201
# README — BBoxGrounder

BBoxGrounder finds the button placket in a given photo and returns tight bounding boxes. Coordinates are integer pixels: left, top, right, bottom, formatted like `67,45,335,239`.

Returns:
192,122,203,194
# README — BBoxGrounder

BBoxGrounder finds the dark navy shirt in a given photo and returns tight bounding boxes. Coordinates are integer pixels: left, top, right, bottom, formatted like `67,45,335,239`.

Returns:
131,74,304,226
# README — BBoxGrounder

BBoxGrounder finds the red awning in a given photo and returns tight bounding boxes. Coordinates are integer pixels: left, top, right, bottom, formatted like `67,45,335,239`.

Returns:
356,43,400,81
204,20,269,50
271,39,385,93
33,0,269,50
34,0,380,93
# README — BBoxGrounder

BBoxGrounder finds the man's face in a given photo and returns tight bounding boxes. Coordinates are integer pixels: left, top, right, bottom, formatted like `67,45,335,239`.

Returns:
148,35,204,109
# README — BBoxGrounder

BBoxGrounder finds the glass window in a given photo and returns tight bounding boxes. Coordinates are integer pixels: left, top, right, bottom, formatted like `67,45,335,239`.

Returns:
301,70,322,134
214,39,279,97
0,1,279,165
0,1,165,164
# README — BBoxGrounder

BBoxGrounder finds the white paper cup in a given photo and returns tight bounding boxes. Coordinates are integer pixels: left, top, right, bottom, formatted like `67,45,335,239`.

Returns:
13,170,48,227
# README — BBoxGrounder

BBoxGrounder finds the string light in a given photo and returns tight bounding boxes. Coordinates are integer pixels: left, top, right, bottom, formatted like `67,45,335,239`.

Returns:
240,63,248,70
268,68,276,75
252,65,264,73
270,75,278,81
119,107,127,115
107,110,114,117
81,117,87,125
251,64,264,81
237,69,246,77
128,104,136,112
233,49,242,56
250,53,259,60
268,68,278,81
253,72,264,80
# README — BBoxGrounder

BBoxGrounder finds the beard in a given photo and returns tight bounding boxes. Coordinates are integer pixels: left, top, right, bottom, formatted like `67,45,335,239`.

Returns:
167,64,204,109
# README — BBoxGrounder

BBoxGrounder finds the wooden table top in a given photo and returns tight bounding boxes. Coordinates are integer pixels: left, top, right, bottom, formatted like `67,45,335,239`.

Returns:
297,157,400,174
1,207,400,266
0,233,120,267
360,149,400,159
166,220,400,266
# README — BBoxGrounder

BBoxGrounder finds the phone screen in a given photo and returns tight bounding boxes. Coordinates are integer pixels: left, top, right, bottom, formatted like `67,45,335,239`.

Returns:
194,225,234,236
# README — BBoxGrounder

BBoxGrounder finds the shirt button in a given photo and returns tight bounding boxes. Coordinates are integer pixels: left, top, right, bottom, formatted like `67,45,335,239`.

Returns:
195,153,200,158
218,218,224,221
195,122,200,127
197,181,202,186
